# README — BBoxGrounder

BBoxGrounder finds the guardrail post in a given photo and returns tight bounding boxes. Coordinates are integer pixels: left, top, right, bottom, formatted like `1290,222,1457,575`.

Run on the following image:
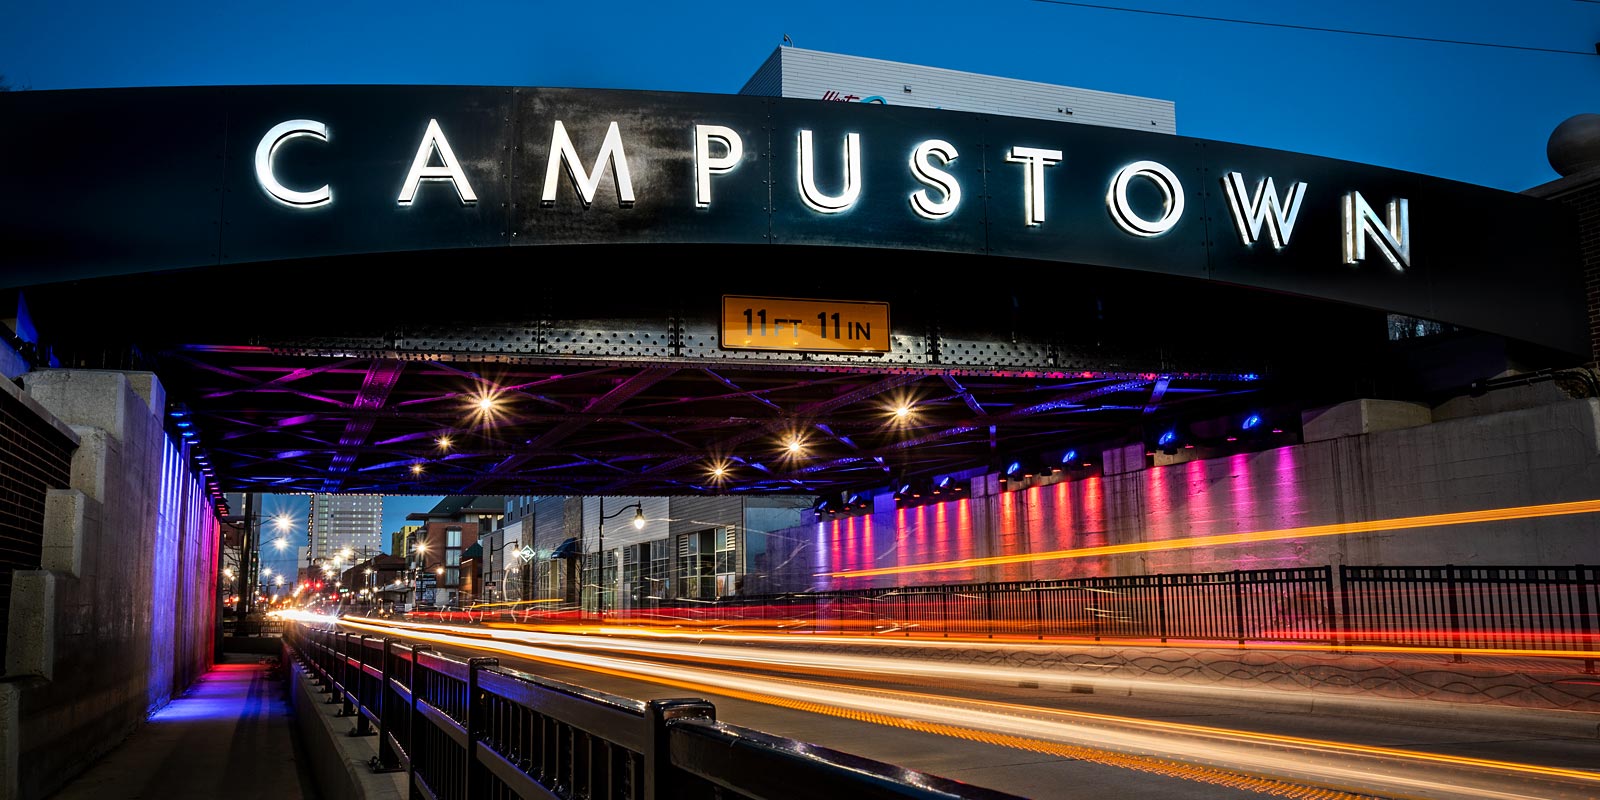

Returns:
1576,565,1595,674
1032,587,1043,640
1446,564,1464,663
407,645,430,797
373,638,403,772
463,657,499,799
1338,566,1354,653
1156,575,1168,643
1232,570,1246,644
644,698,717,800
319,630,335,694
337,633,357,713
1323,566,1338,649
941,591,949,638
351,636,374,735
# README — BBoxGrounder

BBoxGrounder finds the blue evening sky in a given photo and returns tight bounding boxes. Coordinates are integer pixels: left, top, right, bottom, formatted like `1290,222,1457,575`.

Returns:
3,0,1596,191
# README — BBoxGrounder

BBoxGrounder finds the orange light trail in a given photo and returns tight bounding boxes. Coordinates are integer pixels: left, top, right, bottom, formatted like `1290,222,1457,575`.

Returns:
504,623,1600,663
824,498,1600,578
329,617,1600,799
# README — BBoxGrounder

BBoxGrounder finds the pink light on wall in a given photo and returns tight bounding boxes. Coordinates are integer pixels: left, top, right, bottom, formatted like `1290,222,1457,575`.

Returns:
950,497,975,584
1230,452,1258,531
1081,476,1108,577
1260,445,1312,568
1184,457,1214,536
1148,460,1171,537
813,520,830,591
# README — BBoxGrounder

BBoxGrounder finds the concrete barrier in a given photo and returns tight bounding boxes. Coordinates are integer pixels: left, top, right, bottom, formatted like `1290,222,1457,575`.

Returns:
287,655,405,800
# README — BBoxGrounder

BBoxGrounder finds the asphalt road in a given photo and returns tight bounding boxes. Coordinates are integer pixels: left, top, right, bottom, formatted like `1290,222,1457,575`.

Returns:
333,618,1600,800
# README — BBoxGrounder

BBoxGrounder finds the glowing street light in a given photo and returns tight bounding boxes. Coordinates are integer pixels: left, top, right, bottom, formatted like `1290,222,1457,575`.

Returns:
595,500,646,621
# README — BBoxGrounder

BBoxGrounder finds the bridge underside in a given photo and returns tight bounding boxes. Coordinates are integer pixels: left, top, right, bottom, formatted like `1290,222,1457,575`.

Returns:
15,243,1527,498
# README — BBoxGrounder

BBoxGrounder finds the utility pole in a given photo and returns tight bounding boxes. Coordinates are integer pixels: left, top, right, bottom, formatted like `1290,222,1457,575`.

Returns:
234,493,256,617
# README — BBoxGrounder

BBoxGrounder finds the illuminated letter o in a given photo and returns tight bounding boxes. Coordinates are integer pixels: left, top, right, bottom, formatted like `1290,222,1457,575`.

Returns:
1107,160,1184,237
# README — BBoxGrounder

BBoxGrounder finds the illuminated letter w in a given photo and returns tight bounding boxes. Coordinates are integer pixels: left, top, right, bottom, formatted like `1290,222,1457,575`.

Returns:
1222,172,1306,249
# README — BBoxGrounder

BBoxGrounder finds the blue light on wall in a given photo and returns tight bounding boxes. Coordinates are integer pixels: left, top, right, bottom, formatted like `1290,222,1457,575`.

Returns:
1157,430,1176,447
1242,413,1262,430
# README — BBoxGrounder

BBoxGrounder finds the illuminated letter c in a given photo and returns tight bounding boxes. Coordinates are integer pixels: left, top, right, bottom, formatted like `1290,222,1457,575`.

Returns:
255,119,331,207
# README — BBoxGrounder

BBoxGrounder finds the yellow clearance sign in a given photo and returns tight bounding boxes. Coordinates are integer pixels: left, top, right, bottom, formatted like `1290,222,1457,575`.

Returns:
721,295,891,353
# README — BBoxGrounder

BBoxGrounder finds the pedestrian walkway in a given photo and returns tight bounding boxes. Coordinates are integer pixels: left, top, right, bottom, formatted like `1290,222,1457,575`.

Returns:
47,653,320,800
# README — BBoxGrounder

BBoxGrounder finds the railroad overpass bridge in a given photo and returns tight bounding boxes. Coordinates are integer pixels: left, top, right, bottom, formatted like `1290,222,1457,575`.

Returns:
1,85,1596,800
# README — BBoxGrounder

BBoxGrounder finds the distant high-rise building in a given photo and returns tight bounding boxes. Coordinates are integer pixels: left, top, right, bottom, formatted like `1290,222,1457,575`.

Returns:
308,494,384,562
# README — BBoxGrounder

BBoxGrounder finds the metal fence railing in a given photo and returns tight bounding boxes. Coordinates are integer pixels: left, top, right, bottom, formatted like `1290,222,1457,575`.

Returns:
1340,565,1597,653
407,562,1597,669
285,624,1025,800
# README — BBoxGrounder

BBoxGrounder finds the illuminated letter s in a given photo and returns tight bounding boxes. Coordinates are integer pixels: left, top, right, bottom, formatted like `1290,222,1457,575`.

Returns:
909,139,961,219
255,119,331,207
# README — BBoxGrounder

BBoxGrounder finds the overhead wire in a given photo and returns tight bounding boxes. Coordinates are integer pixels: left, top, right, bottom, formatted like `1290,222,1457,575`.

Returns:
1029,0,1598,56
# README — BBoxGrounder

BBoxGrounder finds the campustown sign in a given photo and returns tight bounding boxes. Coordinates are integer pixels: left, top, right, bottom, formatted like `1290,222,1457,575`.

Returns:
0,86,1584,354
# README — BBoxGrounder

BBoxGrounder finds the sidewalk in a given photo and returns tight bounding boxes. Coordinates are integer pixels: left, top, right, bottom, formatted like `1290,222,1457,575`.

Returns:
47,652,320,800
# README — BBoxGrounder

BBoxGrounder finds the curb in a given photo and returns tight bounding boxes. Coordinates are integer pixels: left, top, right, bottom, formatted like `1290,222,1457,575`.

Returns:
288,658,406,799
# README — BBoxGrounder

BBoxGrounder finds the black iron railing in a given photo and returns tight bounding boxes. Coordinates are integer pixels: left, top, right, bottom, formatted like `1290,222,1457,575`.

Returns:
285,624,1024,800
1340,565,1597,652
459,563,1598,664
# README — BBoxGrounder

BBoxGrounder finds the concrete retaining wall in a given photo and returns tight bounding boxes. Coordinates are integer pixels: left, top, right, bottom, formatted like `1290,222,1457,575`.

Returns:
1,370,218,800
758,396,1600,591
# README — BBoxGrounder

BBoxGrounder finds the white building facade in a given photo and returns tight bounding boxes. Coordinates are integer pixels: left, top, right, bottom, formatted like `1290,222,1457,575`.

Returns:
739,46,1176,134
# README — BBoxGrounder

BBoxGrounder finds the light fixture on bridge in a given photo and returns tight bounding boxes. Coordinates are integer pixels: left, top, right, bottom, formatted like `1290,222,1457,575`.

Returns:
410,462,425,476
436,435,453,450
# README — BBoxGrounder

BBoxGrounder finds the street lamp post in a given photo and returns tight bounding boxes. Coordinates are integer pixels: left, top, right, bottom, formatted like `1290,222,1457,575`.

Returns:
594,499,645,621
412,540,428,611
